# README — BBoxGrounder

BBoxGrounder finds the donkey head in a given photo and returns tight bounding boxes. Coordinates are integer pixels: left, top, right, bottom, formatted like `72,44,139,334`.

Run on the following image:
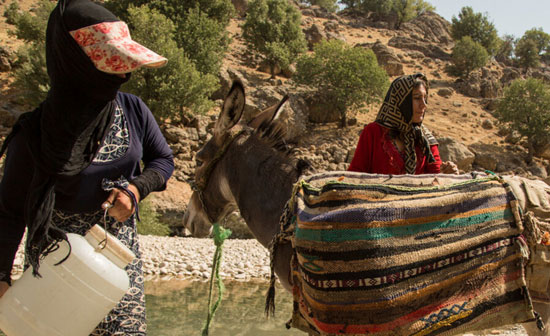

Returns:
183,80,289,237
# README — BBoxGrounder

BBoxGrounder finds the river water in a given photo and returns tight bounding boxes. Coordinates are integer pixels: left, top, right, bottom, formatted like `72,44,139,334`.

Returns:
145,279,304,336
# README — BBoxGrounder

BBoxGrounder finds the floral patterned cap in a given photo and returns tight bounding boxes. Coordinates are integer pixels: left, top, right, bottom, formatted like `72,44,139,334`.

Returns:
70,21,167,74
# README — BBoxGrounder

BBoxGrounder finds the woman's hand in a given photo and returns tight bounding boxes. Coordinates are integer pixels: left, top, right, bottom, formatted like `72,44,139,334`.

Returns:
0,281,9,298
441,161,459,174
102,184,141,222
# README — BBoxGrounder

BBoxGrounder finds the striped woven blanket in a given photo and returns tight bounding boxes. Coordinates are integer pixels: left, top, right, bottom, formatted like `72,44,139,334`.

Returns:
277,172,536,336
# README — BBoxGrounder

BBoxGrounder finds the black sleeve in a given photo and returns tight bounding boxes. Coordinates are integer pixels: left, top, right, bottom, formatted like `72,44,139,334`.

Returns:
0,132,33,284
130,168,165,200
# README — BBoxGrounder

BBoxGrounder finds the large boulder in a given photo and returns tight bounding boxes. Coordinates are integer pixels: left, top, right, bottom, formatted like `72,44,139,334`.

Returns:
388,35,450,60
363,41,404,76
147,179,191,235
305,93,341,123
0,46,14,72
304,23,326,50
437,137,475,171
401,11,452,46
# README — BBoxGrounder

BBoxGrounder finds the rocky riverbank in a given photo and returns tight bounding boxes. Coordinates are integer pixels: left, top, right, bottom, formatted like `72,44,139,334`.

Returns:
139,235,272,281
11,234,273,282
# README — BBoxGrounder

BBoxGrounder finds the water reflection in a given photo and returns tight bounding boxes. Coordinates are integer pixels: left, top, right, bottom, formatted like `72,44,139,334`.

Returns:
145,280,304,336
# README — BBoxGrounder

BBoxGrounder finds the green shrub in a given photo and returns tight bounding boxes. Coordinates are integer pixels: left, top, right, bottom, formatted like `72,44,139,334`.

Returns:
9,0,54,106
294,39,389,126
304,0,339,12
174,6,229,75
137,199,171,236
122,6,218,121
360,0,393,15
514,28,550,69
345,0,433,28
515,38,541,69
242,0,307,77
522,28,550,54
495,34,515,64
105,0,234,26
450,6,499,55
339,0,361,9
451,36,488,78
495,78,550,162
3,1,20,25
13,43,49,107
392,0,434,29
104,0,233,77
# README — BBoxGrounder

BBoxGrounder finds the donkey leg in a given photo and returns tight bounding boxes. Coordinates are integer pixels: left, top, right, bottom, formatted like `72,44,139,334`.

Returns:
523,302,550,336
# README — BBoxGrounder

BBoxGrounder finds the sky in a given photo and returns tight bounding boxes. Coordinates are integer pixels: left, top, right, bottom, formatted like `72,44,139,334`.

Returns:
426,0,550,38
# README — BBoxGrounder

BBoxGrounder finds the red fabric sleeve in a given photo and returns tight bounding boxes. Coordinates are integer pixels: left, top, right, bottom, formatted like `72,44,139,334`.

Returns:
348,125,374,172
423,144,442,173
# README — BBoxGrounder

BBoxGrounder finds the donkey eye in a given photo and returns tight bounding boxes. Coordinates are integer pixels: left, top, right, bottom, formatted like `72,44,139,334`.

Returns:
195,158,204,167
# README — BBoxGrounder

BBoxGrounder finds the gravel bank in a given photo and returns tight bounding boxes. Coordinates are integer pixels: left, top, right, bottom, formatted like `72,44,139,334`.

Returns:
139,235,272,281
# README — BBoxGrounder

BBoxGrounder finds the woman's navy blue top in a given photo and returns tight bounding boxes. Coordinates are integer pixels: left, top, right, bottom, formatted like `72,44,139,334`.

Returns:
0,92,174,282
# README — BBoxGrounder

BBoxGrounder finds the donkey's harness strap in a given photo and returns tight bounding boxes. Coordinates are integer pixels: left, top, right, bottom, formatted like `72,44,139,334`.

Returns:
192,130,247,224
194,129,247,192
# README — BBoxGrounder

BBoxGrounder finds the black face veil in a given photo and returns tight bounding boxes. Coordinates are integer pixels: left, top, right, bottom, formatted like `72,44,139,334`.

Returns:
0,0,130,275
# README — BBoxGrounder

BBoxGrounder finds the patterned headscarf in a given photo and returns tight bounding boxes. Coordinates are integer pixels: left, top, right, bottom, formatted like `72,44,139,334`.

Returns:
375,73,438,174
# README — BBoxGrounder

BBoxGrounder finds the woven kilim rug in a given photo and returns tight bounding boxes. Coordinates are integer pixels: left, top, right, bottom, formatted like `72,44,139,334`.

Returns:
275,172,536,336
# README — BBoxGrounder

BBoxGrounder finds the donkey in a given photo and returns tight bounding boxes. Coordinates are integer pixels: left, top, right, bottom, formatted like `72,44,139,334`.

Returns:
183,80,306,291
183,80,550,335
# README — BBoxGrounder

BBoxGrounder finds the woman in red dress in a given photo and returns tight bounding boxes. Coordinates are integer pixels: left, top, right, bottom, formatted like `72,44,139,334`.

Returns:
348,73,458,174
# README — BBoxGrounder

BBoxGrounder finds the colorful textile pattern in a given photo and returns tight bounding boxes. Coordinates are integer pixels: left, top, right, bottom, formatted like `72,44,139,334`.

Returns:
281,172,535,336
70,21,167,74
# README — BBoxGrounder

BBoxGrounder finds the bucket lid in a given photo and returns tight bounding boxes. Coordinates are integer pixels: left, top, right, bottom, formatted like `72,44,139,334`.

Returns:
86,225,136,267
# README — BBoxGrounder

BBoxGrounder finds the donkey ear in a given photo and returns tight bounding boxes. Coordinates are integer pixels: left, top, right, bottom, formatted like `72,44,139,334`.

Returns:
248,95,289,129
215,80,245,134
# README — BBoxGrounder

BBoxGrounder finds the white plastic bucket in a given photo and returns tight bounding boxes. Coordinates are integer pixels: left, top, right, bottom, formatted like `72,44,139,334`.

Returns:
0,225,135,336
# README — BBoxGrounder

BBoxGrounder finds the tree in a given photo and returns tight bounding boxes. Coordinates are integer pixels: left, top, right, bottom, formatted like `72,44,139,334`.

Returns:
304,0,339,12
242,0,307,77
392,0,434,29
515,37,540,69
174,6,230,75
360,0,393,15
451,36,488,78
522,28,550,54
338,0,361,9
515,28,550,69
356,0,433,29
495,34,515,64
8,0,55,107
294,39,389,126
122,6,218,121
105,0,235,26
450,6,499,55
104,0,233,77
495,78,550,162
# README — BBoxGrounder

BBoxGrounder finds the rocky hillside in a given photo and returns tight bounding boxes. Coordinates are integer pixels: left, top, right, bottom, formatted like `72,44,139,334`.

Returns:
1,1,549,237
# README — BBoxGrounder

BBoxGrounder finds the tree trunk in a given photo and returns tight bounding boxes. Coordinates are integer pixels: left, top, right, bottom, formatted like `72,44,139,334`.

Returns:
340,110,347,128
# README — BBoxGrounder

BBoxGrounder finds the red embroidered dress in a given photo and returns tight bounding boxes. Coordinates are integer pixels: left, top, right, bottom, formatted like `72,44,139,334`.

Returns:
348,122,442,174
